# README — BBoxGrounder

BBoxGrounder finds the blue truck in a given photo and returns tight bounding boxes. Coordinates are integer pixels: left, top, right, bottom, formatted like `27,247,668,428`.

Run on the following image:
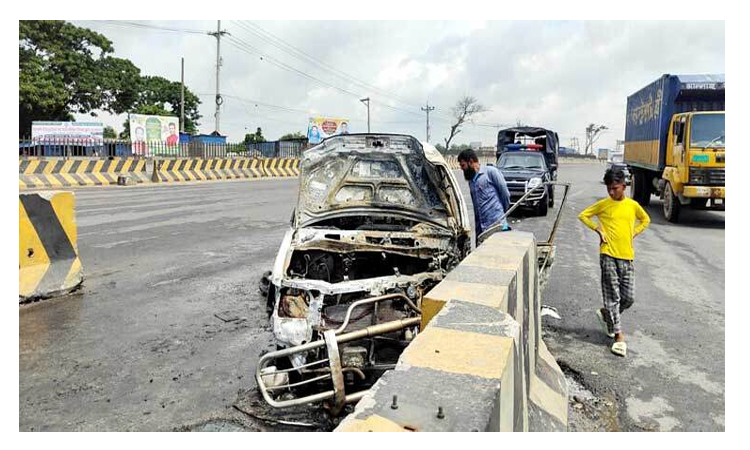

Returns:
624,74,725,222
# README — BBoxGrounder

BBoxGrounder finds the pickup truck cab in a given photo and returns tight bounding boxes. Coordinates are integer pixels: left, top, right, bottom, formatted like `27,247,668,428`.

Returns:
496,150,553,216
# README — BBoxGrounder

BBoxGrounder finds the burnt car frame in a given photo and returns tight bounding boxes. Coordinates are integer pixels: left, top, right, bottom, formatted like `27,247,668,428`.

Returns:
256,134,471,413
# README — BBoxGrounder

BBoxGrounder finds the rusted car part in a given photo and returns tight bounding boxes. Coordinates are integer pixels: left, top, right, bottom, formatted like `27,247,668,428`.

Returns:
478,181,571,289
257,316,421,414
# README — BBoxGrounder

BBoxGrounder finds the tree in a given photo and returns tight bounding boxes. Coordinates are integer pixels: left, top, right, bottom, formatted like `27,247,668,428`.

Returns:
443,96,488,153
435,143,446,153
19,20,141,136
244,127,266,145
118,76,202,138
584,123,608,155
133,76,201,133
279,131,306,140
103,126,117,139
117,76,202,139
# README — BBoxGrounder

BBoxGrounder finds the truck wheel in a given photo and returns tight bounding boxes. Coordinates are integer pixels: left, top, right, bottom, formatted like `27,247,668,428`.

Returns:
641,174,652,207
548,187,555,208
663,182,681,223
628,170,642,203
630,170,651,207
537,196,549,216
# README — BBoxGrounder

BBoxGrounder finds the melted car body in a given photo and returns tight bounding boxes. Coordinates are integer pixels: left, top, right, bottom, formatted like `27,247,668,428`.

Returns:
257,134,470,412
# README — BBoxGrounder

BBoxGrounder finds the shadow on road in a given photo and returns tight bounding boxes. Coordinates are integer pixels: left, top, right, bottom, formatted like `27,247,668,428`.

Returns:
644,200,725,230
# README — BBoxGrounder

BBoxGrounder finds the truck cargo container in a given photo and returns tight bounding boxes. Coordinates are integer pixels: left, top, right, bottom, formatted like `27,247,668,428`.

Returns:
624,74,725,222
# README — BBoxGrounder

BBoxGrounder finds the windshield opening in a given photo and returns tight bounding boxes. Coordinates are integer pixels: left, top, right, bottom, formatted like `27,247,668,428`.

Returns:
690,114,725,148
497,153,545,170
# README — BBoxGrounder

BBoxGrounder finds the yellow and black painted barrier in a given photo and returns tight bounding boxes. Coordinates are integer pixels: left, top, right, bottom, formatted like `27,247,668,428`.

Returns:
336,231,568,432
19,191,83,302
19,157,149,189
263,158,300,177
153,157,265,182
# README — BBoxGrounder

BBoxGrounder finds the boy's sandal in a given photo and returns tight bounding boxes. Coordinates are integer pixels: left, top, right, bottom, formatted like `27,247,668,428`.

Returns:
596,309,615,338
611,341,627,357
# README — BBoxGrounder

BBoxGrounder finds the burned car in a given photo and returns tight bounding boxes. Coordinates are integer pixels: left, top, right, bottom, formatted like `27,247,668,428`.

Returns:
256,134,471,413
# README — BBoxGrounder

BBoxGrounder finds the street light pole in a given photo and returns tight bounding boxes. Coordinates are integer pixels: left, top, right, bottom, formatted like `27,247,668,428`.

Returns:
360,97,370,133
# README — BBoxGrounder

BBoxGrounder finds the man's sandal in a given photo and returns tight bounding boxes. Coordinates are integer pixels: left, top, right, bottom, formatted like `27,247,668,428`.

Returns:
611,341,627,357
596,309,615,338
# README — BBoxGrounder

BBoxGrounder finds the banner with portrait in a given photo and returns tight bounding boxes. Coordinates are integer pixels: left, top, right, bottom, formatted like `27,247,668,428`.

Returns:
306,117,350,145
129,114,180,156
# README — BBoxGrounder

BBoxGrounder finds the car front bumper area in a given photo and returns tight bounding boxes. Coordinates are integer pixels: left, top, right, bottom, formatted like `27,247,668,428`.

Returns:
508,184,546,206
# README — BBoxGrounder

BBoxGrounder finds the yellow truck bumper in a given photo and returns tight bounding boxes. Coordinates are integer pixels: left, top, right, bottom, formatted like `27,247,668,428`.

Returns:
683,186,725,198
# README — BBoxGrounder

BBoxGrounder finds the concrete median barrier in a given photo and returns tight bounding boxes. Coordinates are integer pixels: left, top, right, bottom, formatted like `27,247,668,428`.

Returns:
19,191,83,302
153,157,265,182
335,231,567,432
19,157,150,189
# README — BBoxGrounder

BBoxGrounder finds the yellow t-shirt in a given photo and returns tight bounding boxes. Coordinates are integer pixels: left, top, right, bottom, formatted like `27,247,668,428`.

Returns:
578,197,650,260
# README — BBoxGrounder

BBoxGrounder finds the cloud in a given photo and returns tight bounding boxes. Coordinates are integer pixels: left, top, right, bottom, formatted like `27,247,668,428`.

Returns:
72,20,724,149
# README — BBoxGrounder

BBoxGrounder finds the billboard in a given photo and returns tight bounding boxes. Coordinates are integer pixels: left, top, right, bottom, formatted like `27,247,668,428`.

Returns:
307,117,350,145
129,114,180,156
31,121,103,145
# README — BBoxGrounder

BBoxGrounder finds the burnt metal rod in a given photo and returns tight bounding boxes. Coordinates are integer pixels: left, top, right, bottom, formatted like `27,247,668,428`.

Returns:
544,182,571,247
256,317,421,408
477,181,570,246
266,358,330,376
265,373,333,392
336,317,422,344
334,293,421,334
345,390,368,404
477,184,545,245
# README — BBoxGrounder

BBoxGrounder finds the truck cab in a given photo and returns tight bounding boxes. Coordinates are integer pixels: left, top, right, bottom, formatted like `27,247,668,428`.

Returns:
663,111,725,199
624,74,725,222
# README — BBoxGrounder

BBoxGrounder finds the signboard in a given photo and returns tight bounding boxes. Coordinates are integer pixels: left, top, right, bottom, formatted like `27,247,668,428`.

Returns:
129,114,180,156
31,121,103,145
307,117,350,145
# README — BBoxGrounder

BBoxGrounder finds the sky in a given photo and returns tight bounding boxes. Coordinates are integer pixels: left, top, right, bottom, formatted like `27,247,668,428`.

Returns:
71,20,725,150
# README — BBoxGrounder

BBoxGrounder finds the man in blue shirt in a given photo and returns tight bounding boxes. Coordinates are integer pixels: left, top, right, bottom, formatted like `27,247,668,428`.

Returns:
458,149,512,244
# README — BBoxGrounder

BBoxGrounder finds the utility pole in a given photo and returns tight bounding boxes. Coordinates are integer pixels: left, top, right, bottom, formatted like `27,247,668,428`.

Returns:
360,97,370,132
180,57,185,133
209,21,229,135
421,101,435,142
570,137,580,154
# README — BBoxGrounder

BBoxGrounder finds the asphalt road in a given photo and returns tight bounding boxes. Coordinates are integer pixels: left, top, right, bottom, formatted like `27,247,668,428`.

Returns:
488,163,725,432
19,178,302,431
19,163,725,431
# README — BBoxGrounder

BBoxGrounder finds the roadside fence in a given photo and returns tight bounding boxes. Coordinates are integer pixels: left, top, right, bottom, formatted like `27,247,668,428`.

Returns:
18,137,310,159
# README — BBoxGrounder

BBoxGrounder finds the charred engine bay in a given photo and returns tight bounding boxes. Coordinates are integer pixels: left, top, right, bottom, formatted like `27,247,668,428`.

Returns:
287,250,434,283
288,215,465,283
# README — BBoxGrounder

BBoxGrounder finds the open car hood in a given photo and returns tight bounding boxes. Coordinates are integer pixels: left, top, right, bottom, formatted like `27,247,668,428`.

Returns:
296,134,455,229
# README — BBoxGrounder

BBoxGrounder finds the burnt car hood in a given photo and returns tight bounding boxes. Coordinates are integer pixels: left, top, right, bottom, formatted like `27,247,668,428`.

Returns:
296,134,456,230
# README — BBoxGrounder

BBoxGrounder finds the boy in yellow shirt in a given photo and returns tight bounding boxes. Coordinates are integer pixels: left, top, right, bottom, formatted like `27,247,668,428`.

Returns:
578,169,650,357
